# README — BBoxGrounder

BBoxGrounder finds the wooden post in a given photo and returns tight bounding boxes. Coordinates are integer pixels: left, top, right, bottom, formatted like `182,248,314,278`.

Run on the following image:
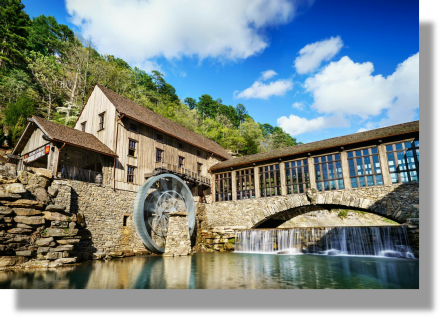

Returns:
378,144,392,185
211,172,216,203
279,161,287,195
254,166,260,198
307,157,317,189
231,170,237,200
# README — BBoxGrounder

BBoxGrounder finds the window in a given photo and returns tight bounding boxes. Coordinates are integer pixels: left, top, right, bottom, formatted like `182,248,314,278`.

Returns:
197,163,203,174
123,215,129,227
156,148,164,162
81,121,86,132
314,154,344,191
129,123,137,132
259,164,281,197
128,139,137,157
386,140,419,183
285,159,310,194
236,168,255,200
127,166,135,183
98,112,105,130
215,172,232,202
347,147,383,188
179,156,185,168
156,134,163,142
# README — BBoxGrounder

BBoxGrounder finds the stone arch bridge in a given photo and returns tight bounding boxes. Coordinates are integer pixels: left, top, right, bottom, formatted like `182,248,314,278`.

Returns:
198,183,419,229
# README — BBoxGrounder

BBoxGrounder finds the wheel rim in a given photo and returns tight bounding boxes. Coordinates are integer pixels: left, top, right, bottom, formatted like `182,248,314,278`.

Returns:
133,173,195,254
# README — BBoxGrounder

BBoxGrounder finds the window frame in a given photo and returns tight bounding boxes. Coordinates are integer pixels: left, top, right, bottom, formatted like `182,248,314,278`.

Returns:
155,148,164,162
386,139,419,184
236,168,256,200
81,121,86,132
197,162,203,174
178,156,185,168
259,164,281,197
98,112,105,131
127,165,135,184
215,172,233,202
285,158,310,194
347,147,383,188
314,153,345,191
128,139,137,157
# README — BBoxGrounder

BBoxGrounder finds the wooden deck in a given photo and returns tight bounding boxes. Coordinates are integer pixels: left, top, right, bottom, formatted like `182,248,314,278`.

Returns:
145,161,211,188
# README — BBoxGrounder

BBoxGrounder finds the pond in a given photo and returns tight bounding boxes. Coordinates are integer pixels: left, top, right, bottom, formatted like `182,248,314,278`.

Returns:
0,253,418,289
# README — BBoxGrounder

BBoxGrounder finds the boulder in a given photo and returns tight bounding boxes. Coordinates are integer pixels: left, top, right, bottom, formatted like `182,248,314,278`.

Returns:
27,174,51,189
14,216,45,225
35,237,54,247
33,187,50,204
17,171,29,185
35,168,53,180
0,199,44,209
0,206,13,215
13,208,43,216
43,228,78,237
56,239,80,245
45,205,66,212
43,212,76,222
0,164,17,184
0,256,27,267
47,186,58,197
5,183,26,194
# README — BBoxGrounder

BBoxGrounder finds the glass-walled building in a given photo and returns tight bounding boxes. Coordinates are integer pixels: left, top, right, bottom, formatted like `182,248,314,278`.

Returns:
210,121,419,202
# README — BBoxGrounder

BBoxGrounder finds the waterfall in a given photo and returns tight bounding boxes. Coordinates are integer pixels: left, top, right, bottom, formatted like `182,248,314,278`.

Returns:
234,226,415,259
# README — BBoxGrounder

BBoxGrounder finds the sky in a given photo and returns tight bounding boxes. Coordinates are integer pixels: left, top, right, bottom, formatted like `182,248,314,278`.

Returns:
22,0,419,144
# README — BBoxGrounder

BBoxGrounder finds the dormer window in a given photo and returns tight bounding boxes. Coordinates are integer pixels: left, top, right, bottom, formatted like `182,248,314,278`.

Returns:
81,121,86,132
98,112,105,131
128,139,137,157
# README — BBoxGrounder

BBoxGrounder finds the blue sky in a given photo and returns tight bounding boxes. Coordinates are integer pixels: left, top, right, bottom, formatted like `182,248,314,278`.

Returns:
22,0,419,143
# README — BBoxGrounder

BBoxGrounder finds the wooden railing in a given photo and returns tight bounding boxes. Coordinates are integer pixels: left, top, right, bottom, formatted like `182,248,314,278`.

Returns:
58,165,103,184
153,161,211,185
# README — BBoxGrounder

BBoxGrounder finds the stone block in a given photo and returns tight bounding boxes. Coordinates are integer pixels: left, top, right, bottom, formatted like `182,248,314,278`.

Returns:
43,212,76,222
45,252,63,260
15,250,34,257
5,183,26,194
35,237,54,247
37,247,50,253
17,171,29,185
47,186,58,197
6,235,29,243
1,199,44,209
14,216,45,225
32,187,50,204
43,228,78,237
50,245,74,252
35,168,53,180
51,221,69,228
45,205,66,212
13,208,43,216
7,228,32,234
0,206,13,215
0,256,27,267
56,238,80,245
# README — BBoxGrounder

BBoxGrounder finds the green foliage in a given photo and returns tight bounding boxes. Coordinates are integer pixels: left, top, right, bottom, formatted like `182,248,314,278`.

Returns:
381,218,399,225
338,210,348,218
0,0,301,157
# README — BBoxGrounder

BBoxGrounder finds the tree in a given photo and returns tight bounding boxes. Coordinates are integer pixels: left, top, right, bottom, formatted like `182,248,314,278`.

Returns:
197,94,218,122
184,97,197,110
3,93,35,144
0,0,31,69
235,103,248,134
240,117,262,155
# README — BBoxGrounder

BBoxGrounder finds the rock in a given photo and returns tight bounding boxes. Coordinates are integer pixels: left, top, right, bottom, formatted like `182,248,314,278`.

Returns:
0,199,44,209
37,247,50,253
51,221,69,228
7,228,33,234
35,168,53,180
43,212,76,222
45,252,63,260
33,187,50,204
14,216,45,225
45,205,66,212
43,228,78,237
0,256,27,267
224,242,235,250
17,171,29,185
52,257,77,264
5,183,26,194
50,245,74,252
13,208,43,216
16,223,33,229
35,237,54,247
0,206,13,215
15,250,34,257
0,193,21,200
56,239,80,245
92,252,106,260
47,186,58,197
6,235,29,243
0,164,17,184
0,245,8,251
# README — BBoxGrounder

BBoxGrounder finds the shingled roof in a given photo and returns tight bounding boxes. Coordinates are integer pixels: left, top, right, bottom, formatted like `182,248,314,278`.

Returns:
96,84,232,160
31,116,117,157
210,120,419,171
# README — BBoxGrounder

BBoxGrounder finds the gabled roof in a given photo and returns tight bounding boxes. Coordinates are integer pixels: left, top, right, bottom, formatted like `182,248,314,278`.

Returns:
27,116,117,157
95,84,232,160
210,120,419,171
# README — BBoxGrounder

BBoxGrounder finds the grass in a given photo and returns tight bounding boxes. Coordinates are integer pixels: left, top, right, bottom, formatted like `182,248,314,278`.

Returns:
338,211,348,218
381,218,399,225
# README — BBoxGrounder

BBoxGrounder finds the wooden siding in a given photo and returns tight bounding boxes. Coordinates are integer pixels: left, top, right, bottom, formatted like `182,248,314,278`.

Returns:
74,87,117,152
113,117,210,191
20,128,46,155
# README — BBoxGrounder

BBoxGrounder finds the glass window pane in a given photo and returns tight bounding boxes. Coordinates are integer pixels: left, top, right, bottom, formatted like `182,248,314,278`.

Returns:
414,140,419,147
386,145,393,151
314,157,319,163
390,173,399,184
338,180,344,189
327,155,333,161
317,182,322,191
285,162,289,169
330,180,336,190
335,154,340,160
371,147,378,154
395,143,403,150
366,175,374,186
303,159,308,165
336,161,343,178
321,156,327,163
328,162,334,179
359,177,366,187
351,178,358,188
410,170,418,182
400,172,409,183
324,181,329,191
404,141,412,149
375,175,383,185
355,150,361,157
347,152,353,158
362,149,369,156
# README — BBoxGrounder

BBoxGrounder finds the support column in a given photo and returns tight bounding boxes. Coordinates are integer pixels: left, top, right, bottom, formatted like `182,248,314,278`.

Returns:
378,144,392,185
340,151,351,189
231,170,237,200
254,166,260,198
307,157,317,189
211,172,216,203
279,161,287,195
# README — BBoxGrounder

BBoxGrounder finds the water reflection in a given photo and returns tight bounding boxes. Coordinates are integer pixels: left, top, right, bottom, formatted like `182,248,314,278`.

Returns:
0,253,419,289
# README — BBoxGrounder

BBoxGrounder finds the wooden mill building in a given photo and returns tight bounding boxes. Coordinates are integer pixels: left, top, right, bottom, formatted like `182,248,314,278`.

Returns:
9,84,231,200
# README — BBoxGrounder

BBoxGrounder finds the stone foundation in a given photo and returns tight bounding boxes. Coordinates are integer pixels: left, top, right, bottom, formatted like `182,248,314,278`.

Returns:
164,212,191,256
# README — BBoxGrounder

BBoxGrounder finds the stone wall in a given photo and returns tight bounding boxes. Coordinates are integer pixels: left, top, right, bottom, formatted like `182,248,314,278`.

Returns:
164,212,192,256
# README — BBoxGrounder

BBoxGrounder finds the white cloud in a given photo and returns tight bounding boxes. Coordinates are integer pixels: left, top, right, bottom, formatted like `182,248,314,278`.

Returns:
134,60,163,73
304,53,419,124
235,79,293,99
260,69,278,80
277,114,348,136
294,36,343,74
66,0,312,66
180,71,187,78
292,102,305,110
